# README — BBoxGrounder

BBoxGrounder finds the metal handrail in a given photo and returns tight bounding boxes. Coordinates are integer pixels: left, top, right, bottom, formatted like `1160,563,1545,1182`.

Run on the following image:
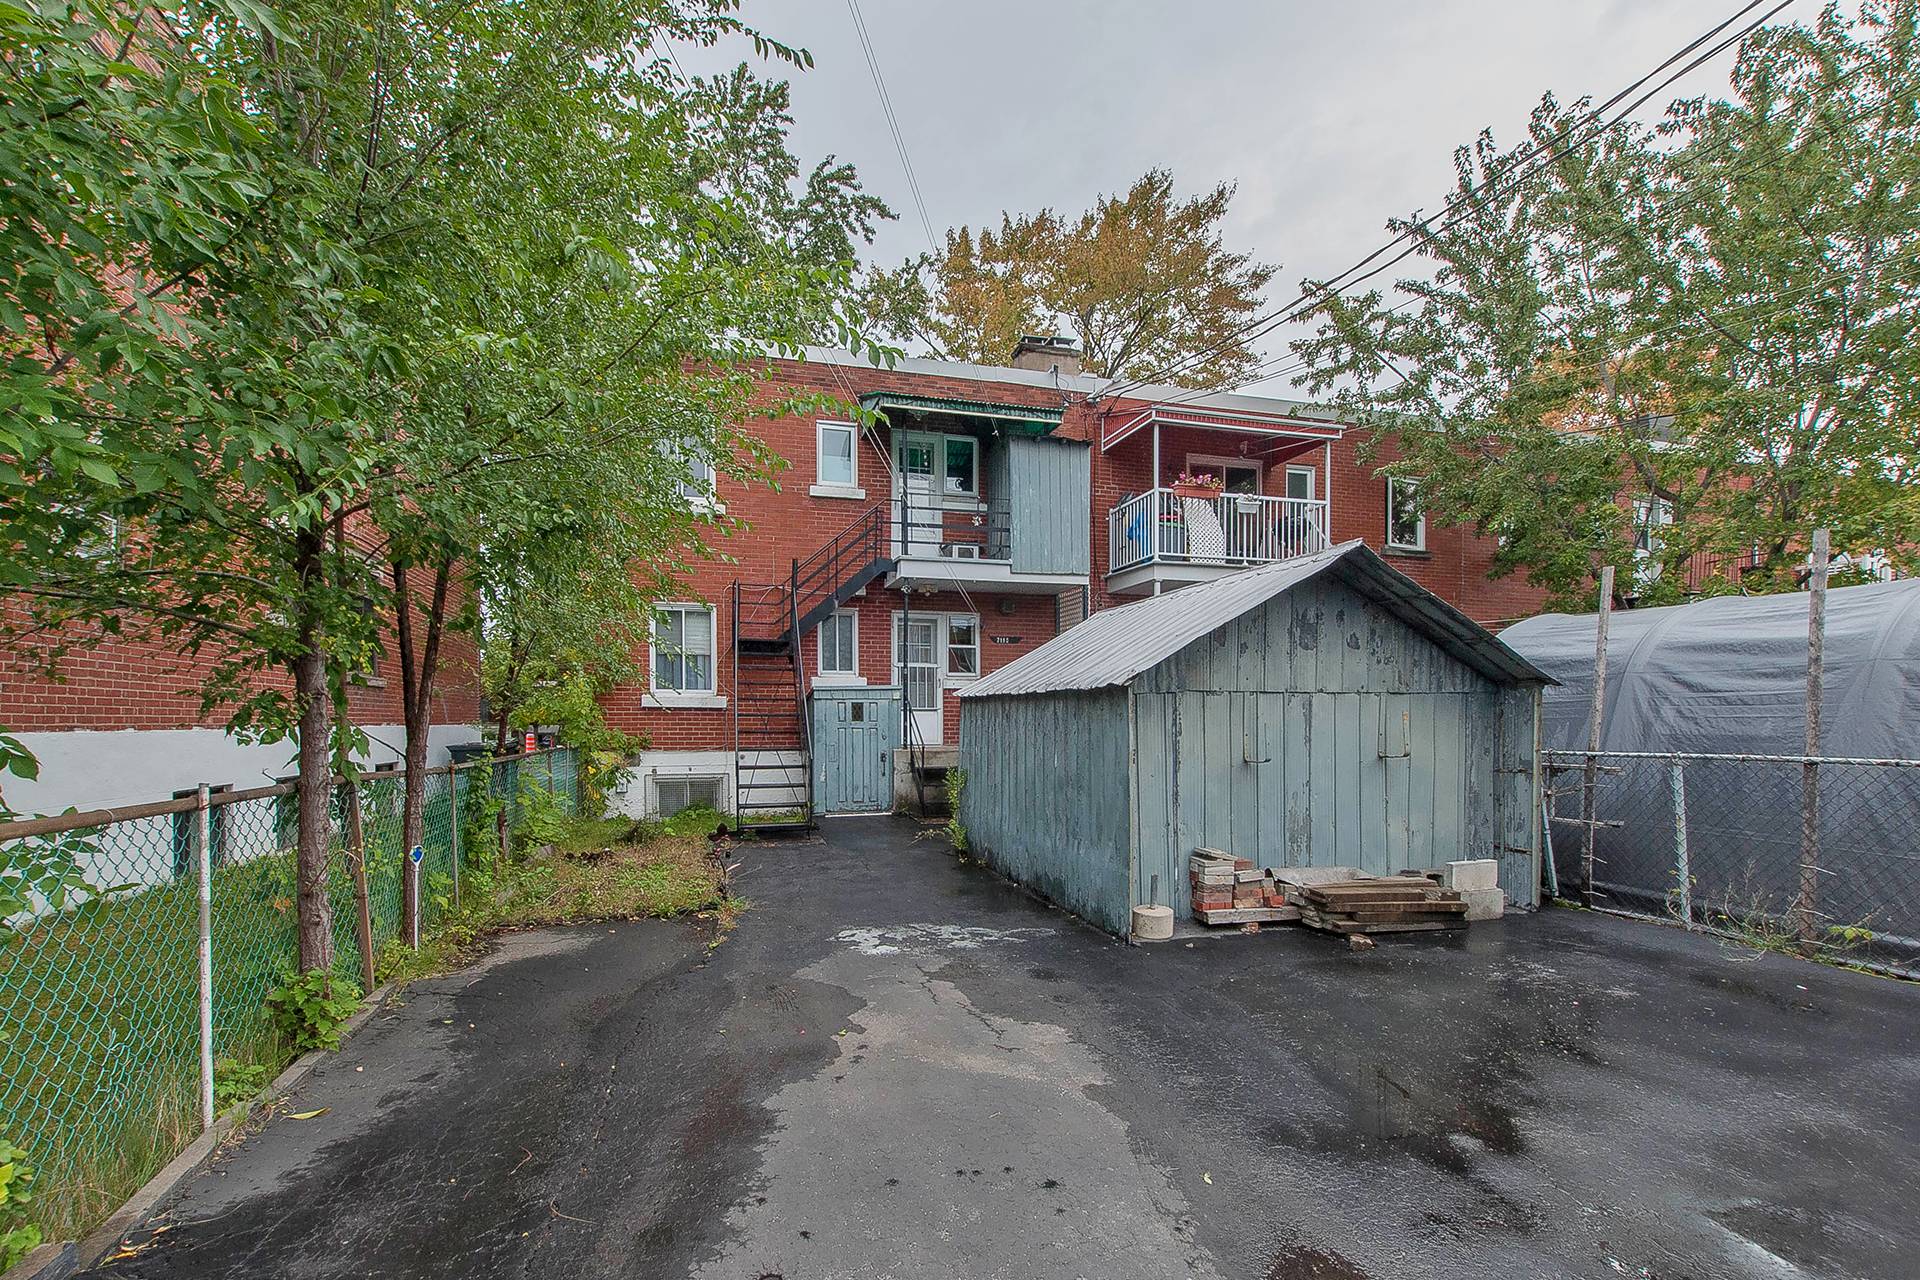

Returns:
892,491,1012,560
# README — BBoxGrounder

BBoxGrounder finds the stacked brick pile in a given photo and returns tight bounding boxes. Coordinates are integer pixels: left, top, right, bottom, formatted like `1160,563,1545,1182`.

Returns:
1189,849,1301,925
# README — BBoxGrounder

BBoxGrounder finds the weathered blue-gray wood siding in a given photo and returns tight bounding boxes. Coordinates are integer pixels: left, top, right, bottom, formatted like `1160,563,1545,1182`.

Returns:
1002,437,1089,575
960,573,1543,937
1131,575,1540,913
959,688,1131,933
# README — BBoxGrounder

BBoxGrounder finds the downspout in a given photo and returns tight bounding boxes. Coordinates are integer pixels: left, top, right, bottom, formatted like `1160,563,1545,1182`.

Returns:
1126,682,1142,921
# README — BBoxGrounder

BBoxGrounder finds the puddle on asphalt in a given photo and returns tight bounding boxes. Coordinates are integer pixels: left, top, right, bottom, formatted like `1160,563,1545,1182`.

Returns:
1264,1242,1372,1279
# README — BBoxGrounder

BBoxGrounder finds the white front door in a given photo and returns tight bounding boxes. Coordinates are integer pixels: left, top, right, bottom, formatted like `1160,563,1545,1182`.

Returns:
895,433,940,555
897,616,942,744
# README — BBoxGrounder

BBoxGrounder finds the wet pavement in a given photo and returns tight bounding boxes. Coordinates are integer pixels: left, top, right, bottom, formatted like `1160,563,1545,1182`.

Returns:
84,817,1920,1279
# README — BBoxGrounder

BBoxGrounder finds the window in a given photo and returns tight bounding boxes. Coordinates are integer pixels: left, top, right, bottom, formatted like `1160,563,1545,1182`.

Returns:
654,775,723,819
946,616,980,677
1284,467,1315,501
651,604,715,694
819,610,858,676
1386,477,1425,551
816,421,858,488
1632,497,1674,555
943,436,978,495
678,457,717,505
1185,457,1260,495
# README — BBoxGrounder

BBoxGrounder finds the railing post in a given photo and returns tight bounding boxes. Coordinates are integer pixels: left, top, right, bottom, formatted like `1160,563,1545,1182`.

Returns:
195,783,214,1131
1670,757,1692,929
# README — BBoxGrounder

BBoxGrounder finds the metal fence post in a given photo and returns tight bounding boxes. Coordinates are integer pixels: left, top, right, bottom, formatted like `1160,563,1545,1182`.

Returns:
1670,757,1692,929
449,768,460,912
195,783,214,1132
345,779,376,994
1582,566,1615,906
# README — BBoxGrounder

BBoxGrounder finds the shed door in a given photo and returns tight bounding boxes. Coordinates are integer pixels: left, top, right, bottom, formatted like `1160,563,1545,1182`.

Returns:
812,687,903,814
1139,691,1477,919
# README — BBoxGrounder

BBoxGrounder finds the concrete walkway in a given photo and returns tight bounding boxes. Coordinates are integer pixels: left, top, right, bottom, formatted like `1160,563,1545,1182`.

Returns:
84,817,1920,1279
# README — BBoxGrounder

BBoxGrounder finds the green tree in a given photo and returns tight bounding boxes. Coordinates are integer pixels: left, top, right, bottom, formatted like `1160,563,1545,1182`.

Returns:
1294,3,1920,605
883,168,1278,385
3,0,888,971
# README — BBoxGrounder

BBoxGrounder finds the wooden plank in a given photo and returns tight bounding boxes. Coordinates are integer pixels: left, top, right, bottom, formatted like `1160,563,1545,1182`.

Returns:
1195,906,1301,925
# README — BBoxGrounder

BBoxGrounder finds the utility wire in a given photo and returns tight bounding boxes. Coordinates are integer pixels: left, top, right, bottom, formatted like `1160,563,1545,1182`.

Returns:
1153,71,1913,411
1098,0,1791,402
846,0,942,258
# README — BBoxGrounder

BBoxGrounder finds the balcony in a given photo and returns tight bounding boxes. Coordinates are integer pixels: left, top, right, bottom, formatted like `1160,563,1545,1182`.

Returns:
888,491,1088,594
1106,488,1329,595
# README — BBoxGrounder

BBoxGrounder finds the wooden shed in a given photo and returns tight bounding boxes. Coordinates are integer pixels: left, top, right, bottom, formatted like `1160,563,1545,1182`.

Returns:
956,541,1552,936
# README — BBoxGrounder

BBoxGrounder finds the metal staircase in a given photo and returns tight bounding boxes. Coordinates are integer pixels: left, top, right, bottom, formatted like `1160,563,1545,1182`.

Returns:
729,508,893,833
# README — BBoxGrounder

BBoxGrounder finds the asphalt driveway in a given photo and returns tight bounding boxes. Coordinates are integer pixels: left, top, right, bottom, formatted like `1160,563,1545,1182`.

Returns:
84,817,1920,1279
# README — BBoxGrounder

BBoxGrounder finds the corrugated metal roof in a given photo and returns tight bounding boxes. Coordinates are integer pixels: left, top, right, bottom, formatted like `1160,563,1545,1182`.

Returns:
958,540,1553,699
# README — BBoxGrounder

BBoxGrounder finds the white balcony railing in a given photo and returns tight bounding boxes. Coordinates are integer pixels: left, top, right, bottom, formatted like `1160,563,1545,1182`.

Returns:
1108,489,1329,574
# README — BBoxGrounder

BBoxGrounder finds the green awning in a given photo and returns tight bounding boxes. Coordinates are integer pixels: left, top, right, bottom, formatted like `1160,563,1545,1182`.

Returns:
859,391,1064,436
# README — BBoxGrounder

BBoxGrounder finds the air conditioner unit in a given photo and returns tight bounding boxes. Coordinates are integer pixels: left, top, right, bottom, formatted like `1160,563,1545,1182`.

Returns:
940,544,981,560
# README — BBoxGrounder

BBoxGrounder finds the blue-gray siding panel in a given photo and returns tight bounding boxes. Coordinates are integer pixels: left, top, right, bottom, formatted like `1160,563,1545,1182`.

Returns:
1005,437,1090,576
959,688,1131,934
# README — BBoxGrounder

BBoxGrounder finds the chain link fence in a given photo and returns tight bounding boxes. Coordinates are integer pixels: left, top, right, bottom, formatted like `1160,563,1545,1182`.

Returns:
1543,749,1920,977
0,747,580,1237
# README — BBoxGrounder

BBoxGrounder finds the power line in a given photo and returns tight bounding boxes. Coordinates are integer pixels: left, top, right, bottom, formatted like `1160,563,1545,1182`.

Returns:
1098,0,1791,402
1169,72,1915,411
845,0,942,258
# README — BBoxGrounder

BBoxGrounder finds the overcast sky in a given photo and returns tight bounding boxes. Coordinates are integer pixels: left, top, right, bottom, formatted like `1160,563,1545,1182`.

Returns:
684,1,1817,386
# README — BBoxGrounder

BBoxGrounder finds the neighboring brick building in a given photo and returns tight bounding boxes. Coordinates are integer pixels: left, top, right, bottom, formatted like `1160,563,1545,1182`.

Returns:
0,584,484,816
607,341,1551,825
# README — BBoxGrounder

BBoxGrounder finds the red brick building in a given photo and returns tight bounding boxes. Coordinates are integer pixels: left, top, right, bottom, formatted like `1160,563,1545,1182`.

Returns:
0,582,484,816
606,340,1550,825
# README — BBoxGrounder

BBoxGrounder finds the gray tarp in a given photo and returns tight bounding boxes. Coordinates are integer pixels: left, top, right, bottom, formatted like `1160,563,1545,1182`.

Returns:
1502,577,1920,757
1502,579,1920,971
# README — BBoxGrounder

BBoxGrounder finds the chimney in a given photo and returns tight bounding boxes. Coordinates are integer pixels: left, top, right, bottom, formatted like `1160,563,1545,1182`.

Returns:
1009,334,1082,377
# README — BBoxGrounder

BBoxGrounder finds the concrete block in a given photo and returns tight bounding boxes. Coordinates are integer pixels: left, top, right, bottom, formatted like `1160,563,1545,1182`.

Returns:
1460,886,1505,921
1445,859,1499,891
1131,904,1174,941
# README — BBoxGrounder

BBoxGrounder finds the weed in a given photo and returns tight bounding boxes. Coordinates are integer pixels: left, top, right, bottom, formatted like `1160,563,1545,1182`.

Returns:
1,1141,40,1270
942,769,968,852
212,1058,271,1113
264,970,362,1055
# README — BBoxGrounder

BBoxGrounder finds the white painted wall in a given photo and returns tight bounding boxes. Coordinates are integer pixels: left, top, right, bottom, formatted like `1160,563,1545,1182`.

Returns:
609,750,806,819
8,722,484,817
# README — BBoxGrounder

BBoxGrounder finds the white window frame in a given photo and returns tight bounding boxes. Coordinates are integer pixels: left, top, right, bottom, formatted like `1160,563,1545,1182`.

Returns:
1385,477,1426,551
1283,465,1315,501
945,614,981,680
816,608,864,685
811,420,865,499
648,603,723,706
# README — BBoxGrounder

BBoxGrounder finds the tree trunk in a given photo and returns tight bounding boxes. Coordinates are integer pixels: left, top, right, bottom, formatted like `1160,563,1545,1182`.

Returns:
292,639,337,975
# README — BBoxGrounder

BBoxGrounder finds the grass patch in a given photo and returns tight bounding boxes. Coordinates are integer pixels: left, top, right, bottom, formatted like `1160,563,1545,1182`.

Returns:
377,809,733,985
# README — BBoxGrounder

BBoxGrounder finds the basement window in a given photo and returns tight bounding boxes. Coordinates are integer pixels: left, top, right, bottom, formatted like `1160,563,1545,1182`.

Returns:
655,775,723,818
